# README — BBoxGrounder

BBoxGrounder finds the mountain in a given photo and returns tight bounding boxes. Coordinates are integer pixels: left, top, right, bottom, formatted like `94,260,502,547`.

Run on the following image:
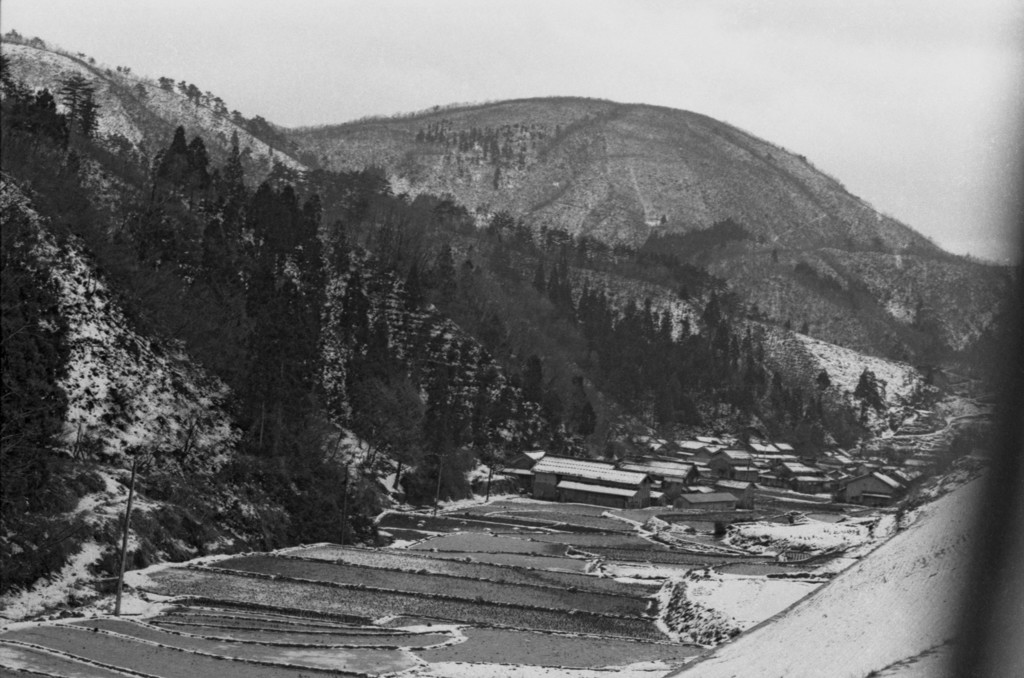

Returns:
291,98,930,251
3,36,1008,362
288,98,1011,362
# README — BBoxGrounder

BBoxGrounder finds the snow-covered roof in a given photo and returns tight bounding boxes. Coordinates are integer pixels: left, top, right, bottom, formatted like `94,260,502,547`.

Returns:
773,442,795,452
619,460,694,478
524,450,547,461
678,440,709,450
557,480,638,498
714,479,754,490
678,492,738,504
794,475,826,483
696,436,726,445
781,462,819,475
748,443,779,453
872,472,903,489
532,456,647,485
716,449,753,462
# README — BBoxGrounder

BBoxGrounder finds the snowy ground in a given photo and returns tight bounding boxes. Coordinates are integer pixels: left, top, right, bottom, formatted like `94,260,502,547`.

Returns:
679,569,821,630
669,477,982,678
724,517,876,555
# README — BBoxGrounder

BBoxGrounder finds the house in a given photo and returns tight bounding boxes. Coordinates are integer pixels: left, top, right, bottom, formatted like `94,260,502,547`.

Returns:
732,466,760,483
555,480,647,509
688,447,716,464
839,472,905,506
619,459,699,503
708,450,754,479
677,440,711,456
675,492,738,511
776,461,822,481
505,449,546,470
713,480,755,509
792,476,827,494
773,442,796,454
531,456,650,508
745,441,779,455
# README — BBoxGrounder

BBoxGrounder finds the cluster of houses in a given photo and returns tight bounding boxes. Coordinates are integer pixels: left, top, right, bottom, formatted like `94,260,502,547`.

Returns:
504,435,940,511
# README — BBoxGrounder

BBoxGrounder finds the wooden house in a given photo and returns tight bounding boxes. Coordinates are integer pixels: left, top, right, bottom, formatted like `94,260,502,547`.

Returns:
675,492,738,511
531,456,651,508
708,449,754,479
713,480,755,509
619,459,698,503
839,472,905,506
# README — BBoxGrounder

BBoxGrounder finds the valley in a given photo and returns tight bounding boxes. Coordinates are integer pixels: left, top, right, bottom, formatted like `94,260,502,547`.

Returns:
0,29,1014,678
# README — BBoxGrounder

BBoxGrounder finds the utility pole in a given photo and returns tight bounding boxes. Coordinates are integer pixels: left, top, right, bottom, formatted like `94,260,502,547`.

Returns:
433,453,444,517
114,455,139,616
340,464,350,545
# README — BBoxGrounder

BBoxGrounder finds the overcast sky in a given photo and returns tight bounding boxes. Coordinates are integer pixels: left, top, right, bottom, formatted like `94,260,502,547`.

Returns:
3,0,1022,261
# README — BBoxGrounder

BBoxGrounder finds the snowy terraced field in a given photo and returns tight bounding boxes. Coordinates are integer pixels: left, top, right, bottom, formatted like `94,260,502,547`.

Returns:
4,493,894,676
142,567,665,639
293,545,654,595
411,532,573,555
210,555,651,616
378,512,554,533
397,548,594,571
415,626,703,667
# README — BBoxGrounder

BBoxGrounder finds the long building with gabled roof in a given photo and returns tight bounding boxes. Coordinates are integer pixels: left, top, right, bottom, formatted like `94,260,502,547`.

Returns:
532,456,651,508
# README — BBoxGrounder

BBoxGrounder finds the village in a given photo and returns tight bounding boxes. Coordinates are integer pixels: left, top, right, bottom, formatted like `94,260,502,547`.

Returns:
498,433,947,513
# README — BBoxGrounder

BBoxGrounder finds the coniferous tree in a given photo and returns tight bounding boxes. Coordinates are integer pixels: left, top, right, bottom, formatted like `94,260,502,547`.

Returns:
58,73,98,139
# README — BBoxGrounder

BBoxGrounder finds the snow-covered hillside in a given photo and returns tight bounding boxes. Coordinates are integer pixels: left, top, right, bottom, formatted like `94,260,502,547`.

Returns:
669,476,983,678
762,322,925,409
1,178,237,467
1,41,303,171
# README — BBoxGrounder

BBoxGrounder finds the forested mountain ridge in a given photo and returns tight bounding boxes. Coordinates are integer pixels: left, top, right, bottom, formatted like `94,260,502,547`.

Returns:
0,34,1012,616
289,98,1011,363
1,37,305,180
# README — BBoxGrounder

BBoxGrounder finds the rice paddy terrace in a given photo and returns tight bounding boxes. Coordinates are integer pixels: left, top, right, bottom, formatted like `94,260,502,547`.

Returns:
0,499,877,677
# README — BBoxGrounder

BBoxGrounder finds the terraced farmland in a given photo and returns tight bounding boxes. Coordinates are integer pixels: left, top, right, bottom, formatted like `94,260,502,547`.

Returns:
1,495,839,676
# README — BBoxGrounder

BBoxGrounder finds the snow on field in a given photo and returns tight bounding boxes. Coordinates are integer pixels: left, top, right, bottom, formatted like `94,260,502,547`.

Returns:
725,518,874,554
680,569,821,630
423,661,675,678
603,563,695,580
669,477,983,678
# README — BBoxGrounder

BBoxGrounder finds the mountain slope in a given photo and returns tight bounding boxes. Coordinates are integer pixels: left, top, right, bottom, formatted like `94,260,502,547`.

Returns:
289,97,934,252
670,471,983,678
1,39,304,175
287,97,1008,363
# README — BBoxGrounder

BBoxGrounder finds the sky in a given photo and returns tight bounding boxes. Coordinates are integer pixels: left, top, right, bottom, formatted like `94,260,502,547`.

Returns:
3,0,1022,261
